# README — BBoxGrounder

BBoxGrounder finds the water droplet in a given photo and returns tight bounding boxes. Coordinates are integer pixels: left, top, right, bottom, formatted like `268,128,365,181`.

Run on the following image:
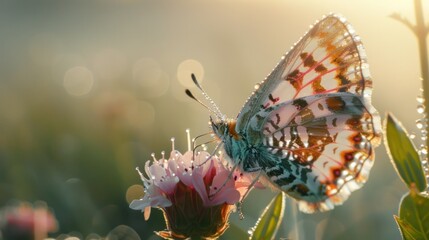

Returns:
254,83,260,90
421,146,428,155
416,119,424,129
418,105,425,114
410,133,416,139
417,95,425,104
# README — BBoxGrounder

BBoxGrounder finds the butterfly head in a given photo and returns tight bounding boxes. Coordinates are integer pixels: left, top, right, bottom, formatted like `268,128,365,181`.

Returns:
210,116,240,141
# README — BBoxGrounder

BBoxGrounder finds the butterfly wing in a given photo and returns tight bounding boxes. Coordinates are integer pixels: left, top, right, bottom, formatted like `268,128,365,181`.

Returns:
249,93,379,212
236,14,378,132
236,14,381,213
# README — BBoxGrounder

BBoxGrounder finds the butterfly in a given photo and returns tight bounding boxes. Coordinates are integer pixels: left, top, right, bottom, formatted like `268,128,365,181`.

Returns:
188,14,381,213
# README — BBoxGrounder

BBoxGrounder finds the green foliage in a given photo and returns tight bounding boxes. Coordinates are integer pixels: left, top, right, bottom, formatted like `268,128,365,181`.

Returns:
384,113,429,240
394,215,424,240
384,113,427,191
398,188,429,239
249,192,285,240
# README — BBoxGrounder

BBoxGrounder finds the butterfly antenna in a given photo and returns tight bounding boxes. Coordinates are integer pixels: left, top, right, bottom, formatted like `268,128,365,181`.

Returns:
191,74,225,121
185,89,218,115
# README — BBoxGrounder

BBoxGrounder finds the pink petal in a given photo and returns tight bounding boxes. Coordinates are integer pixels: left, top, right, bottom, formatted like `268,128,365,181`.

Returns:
157,176,179,194
208,188,240,206
191,170,211,206
167,151,193,187
129,199,151,210
149,164,179,194
209,169,235,196
194,151,214,176
150,195,172,207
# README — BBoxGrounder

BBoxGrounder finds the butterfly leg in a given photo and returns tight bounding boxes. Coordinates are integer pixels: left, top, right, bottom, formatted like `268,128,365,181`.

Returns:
237,169,263,219
195,142,223,167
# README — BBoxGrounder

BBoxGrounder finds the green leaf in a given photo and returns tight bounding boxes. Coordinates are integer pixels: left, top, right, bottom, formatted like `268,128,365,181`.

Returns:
394,215,424,240
249,192,286,240
399,188,429,239
384,113,427,191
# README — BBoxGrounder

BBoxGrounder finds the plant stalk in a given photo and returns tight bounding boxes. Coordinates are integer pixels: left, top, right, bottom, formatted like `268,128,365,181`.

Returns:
413,0,429,148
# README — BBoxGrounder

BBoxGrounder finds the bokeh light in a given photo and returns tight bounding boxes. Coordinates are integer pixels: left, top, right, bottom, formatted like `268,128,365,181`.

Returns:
177,59,205,88
126,185,144,205
63,66,94,96
93,48,127,81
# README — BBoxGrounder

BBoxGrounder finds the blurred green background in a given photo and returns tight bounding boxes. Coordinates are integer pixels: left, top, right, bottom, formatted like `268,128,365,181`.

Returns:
0,0,427,239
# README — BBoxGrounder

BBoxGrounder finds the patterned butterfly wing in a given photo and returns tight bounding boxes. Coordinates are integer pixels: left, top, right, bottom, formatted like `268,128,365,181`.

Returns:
236,14,381,213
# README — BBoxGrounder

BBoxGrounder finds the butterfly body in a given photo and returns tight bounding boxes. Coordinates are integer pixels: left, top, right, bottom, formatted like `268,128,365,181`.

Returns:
209,14,381,213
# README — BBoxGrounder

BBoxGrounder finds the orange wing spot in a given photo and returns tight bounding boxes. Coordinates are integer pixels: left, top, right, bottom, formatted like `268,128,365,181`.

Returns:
312,77,326,93
342,151,355,162
228,120,241,140
326,96,346,112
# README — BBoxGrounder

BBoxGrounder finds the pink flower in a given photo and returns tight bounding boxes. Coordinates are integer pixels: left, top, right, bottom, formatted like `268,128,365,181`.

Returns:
130,136,262,239
0,201,58,240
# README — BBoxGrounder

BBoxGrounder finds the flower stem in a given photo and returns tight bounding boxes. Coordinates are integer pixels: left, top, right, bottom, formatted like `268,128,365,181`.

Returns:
413,0,429,148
